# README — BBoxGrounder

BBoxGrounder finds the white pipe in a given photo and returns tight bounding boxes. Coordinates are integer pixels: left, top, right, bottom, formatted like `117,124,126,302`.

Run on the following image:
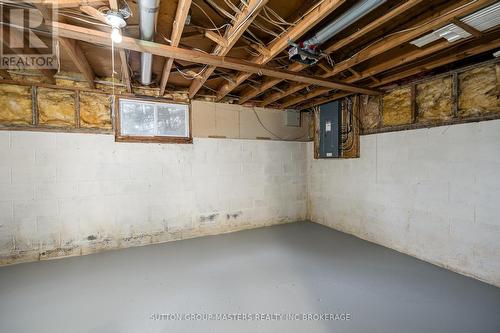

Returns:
138,0,160,85
305,0,387,46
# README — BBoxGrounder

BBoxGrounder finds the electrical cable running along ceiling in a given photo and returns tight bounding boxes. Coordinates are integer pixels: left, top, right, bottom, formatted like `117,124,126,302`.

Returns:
410,1,500,47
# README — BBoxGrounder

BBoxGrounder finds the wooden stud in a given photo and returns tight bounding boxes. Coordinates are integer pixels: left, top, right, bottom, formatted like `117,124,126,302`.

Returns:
452,72,459,118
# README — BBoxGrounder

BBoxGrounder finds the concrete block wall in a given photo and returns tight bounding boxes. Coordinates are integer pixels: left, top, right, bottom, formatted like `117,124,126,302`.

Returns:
307,119,500,287
0,131,307,265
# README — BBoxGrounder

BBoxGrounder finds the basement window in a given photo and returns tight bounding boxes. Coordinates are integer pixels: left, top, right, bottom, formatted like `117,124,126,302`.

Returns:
116,99,191,143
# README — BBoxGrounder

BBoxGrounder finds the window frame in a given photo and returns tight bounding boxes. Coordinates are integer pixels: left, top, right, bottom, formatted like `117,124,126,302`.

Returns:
115,97,192,144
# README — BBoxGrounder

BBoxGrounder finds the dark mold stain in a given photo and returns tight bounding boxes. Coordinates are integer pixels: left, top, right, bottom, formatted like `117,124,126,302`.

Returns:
226,211,243,220
200,213,219,223
87,235,97,241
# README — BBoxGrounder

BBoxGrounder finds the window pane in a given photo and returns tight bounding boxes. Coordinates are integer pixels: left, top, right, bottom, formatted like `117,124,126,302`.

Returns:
120,101,155,136
157,104,188,137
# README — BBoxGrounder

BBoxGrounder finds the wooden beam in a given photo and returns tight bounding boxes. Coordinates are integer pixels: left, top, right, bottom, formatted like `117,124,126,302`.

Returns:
237,0,425,104
215,0,345,101
264,0,496,106
27,0,105,6
298,37,500,110
204,30,228,47
58,38,96,88
279,24,500,109
159,0,192,95
452,18,482,38
34,3,95,89
52,22,381,95
188,0,269,98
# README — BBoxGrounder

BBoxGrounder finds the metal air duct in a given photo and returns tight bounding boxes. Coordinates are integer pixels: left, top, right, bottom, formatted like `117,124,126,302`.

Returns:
138,0,160,85
289,0,387,65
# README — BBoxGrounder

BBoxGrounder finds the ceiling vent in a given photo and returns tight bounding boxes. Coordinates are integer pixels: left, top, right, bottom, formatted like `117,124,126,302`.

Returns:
410,2,500,47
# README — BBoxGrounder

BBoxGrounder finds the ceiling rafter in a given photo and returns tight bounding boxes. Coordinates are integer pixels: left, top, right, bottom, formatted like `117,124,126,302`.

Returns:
187,0,270,98
238,0,425,105
159,0,193,96
216,0,346,101
299,36,500,110
264,0,496,107
52,22,380,95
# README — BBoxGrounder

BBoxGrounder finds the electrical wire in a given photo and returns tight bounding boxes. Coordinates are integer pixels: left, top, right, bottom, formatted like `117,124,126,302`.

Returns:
191,1,226,39
252,107,309,141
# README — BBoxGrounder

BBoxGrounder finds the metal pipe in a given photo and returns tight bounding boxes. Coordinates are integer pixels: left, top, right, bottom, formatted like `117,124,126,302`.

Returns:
138,0,160,85
304,0,387,47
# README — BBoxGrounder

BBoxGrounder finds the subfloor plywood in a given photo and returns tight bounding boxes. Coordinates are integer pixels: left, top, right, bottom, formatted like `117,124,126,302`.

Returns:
0,222,499,333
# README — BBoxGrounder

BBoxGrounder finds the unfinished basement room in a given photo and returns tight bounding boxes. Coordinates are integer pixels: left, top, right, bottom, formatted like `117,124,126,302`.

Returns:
1,0,500,332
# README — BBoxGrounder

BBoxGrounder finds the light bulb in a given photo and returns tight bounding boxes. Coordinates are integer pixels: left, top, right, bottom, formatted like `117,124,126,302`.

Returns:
111,27,123,44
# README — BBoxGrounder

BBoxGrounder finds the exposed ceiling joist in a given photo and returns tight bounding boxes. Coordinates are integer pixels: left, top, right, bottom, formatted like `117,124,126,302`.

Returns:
52,22,380,95
239,0,425,105
159,0,193,95
299,37,500,110
187,0,269,98
58,37,96,88
266,0,496,107
215,0,345,101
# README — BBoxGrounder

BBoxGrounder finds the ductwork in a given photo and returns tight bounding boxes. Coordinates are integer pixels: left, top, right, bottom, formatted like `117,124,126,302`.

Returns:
289,0,387,65
138,0,160,85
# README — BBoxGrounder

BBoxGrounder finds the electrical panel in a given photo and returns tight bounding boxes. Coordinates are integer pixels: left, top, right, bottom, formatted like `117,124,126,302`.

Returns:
284,109,301,127
318,101,341,158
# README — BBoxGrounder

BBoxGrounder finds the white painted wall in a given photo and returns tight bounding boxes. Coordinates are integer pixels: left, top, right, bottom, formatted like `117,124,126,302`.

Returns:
0,131,307,264
308,119,500,287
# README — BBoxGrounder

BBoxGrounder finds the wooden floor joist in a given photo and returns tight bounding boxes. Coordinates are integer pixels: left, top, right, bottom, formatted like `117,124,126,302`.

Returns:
58,38,96,88
187,0,269,98
215,0,346,101
244,0,425,105
298,37,500,110
159,0,192,96
51,23,380,95
262,0,496,107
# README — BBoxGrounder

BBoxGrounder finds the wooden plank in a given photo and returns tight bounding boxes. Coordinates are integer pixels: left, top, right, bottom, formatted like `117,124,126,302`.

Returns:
236,0,425,104
27,0,105,6
452,72,459,117
187,0,269,98
53,22,380,95
118,50,132,93
298,37,500,110
452,18,482,38
216,0,345,101
159,0,192,95
58,37,96,88
272,0,496,107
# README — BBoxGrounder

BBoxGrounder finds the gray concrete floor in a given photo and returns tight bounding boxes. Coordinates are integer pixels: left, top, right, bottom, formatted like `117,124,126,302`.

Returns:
1,221,499,333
